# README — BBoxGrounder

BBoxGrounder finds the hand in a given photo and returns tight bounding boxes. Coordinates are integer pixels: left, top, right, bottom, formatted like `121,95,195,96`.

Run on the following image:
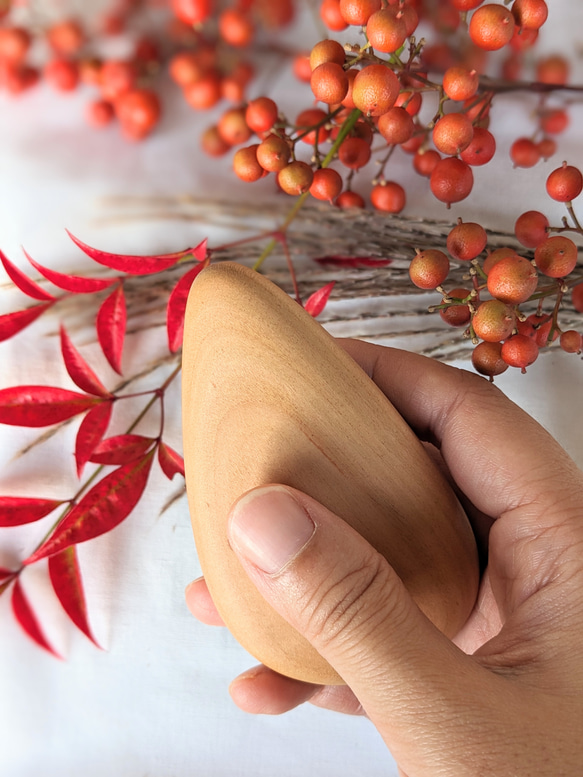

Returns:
185,340,583,777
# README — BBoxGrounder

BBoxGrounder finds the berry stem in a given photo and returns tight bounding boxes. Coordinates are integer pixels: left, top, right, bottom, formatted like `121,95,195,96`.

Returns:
253,108,362,272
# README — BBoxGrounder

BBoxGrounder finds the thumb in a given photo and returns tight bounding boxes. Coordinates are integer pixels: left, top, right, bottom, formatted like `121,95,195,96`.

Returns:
228,484,489,765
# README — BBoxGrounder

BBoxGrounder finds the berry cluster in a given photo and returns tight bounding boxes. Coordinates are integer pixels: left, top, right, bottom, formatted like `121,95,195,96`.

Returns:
409,161,583,376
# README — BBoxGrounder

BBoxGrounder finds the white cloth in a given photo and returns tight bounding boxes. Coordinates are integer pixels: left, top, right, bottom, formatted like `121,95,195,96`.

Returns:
1,4,583,775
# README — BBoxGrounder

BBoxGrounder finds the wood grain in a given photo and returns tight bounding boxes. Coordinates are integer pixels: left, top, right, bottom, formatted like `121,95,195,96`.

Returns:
182,262,479,685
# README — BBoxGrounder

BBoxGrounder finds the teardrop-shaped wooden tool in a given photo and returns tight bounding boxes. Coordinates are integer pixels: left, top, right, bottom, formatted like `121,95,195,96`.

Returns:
182,262,478,686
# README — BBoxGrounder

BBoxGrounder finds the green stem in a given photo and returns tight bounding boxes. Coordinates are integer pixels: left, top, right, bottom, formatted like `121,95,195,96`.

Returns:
253,108,363,272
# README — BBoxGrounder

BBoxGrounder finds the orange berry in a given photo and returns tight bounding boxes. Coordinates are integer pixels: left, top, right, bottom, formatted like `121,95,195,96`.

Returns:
0,26,30,64
514,210,549,248
245,97,278,133
233,144,264,182
293,53,312,83
370,181,406,213
217,107,252,146
572,283,583,313
487,255,538,304
512,0,548,31
450,0,483,9
472,300,515,342
201,124,231,157
432,112,474,155
483,247,519,275
366,8,408,54
446,221,487,261
535,55,569,85
320,0,349,31
218,9,254,47
471,341,508,377
442,65,479,101
469,4,515,51
310,62,349,105
341,68,359,109
256,134,291,171
377,106,415,144
47,19,85,55
183,71,221,109
534,236,578,278
409,249,450,289
430,157,474,206
309,168,343,202
309,39,346,70
546,163,583,202
278,161,314,195
395,90,422,116
352,64,400,117
169,51,207,86
339,0,382,26
560,330,582,354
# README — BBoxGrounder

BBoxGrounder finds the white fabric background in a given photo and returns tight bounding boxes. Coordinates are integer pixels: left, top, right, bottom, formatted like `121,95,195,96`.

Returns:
1,3,582,775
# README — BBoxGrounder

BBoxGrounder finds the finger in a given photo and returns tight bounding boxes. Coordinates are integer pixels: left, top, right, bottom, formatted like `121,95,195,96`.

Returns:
336,339,583,522
229,664,365,716
185,577,226,626
226,484,489,770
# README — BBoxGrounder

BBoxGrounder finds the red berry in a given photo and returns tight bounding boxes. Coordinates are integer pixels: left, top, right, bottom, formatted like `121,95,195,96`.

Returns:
171,0,212,25
409,249,450,289
510,137,540,168
116,88,161,140
439,288,472,327
370,181,406,213
366,8,408,54
514,210,549,248
217,107,252,146
560,330,582,354
183,71,221,109
100,60,136,101
311,62,349,105
501,334,539,372
86,99,115,127
256,135,291,172
339,0,382,26
413,149,441,177
295,108,330,144
545,163,583,202
483,247,519,275
512,0,548,31
0,26,30,64
218,9,254,47
459,127,496,166
572,283,583,313
320,0,349,31
309,40,346,70
442,66,479,101
338,136,372,170
47,19,85,55
336,190,365,208
539,108,569,135
430,157,474,206
377,107,415,145
44,59,79,92
201,125,231,157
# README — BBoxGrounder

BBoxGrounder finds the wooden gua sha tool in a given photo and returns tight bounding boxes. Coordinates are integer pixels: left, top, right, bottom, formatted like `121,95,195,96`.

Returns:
182,261,479,686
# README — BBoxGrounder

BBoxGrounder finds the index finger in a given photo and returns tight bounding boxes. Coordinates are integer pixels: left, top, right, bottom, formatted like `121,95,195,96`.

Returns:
337,339,583,521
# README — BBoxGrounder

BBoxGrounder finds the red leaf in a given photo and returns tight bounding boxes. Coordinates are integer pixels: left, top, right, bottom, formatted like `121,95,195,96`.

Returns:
0,386,102,427
0,496,65,527
304,281,336,318
166,260,209,352
0,249,56,301
314,255,393,268
60,326,112,398
11,578,62,658
0,303,54,342
158,441,185,480
24,450,155,563
24,248,117,293
96,284,126,375
90,434,154,465
0,567,15,580
48,547,100,647
75,402,113,477
67,231,207,276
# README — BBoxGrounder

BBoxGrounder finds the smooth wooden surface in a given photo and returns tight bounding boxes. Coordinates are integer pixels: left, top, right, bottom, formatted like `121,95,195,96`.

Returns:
182,262,479,685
